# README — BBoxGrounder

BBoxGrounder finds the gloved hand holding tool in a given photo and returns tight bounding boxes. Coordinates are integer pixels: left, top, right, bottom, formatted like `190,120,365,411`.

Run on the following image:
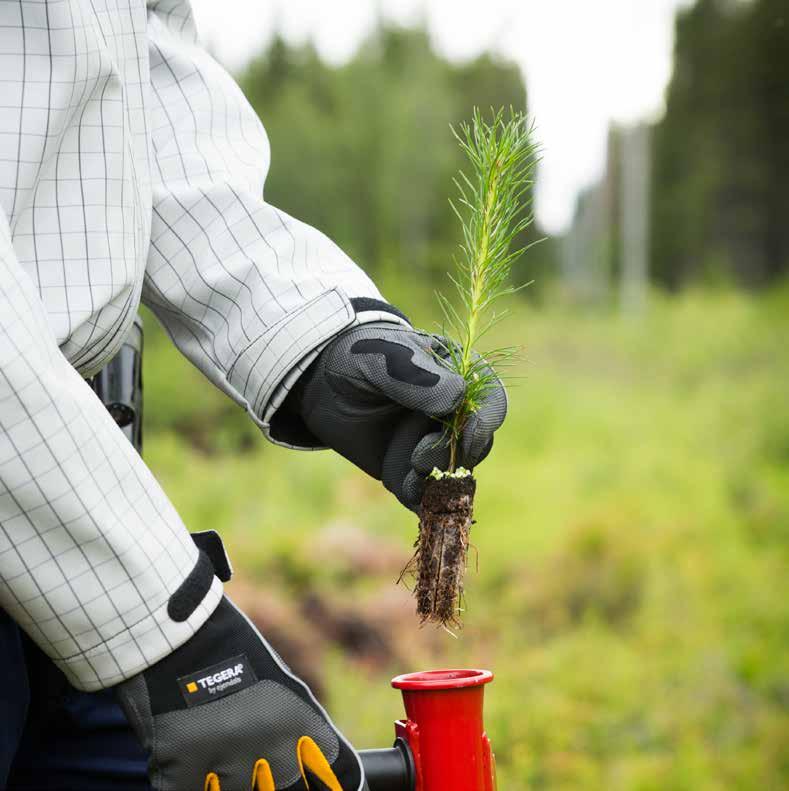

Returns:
118,593,365,791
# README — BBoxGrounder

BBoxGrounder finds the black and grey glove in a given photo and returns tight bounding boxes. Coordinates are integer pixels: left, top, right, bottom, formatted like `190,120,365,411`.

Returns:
117,596,365,791
285,320,507,511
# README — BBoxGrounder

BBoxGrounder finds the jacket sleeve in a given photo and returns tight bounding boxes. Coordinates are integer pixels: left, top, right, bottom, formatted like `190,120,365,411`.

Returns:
143,2,409,450
0,212,223,692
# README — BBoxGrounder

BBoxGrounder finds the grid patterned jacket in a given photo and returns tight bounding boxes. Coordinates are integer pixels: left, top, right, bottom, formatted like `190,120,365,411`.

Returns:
0,0,404,691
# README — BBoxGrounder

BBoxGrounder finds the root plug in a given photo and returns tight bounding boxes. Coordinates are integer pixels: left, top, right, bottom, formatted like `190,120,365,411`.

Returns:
412,470,476,627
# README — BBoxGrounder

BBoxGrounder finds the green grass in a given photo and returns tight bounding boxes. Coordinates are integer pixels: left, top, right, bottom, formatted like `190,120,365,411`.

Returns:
142,285,789,790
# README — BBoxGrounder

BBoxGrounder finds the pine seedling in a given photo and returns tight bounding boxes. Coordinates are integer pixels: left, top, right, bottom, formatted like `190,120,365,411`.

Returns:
408,107,540,627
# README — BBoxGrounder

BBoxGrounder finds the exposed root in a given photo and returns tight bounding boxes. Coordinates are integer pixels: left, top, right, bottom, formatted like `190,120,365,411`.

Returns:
401,475,476,628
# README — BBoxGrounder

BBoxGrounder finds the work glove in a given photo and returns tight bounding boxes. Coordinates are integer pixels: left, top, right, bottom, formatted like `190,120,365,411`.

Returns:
289,320,507,511
117,595,365,791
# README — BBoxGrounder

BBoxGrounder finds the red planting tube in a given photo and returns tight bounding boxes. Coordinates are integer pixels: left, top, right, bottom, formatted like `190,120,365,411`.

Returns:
390,669,496,791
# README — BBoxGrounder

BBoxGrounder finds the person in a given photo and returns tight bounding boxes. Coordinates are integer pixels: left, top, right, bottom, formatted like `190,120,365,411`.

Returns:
0,2,507,789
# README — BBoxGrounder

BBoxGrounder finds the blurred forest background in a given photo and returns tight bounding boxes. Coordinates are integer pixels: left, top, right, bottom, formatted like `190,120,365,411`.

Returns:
143,0,789,788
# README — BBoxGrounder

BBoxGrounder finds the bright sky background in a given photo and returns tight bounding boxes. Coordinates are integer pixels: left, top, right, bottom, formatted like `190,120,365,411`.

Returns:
190,0,694,234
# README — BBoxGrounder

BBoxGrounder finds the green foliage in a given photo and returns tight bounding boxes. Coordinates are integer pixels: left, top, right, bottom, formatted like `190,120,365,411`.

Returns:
142,284,789,790
651,0,789,289
237,26,553,292
439,108,540,469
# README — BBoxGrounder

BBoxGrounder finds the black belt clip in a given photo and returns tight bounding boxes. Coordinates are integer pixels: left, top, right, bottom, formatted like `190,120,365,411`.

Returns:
90,315,144,454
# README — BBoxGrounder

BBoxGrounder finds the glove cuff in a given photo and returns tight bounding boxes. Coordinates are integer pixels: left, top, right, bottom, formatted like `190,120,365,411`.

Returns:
349,297,411,326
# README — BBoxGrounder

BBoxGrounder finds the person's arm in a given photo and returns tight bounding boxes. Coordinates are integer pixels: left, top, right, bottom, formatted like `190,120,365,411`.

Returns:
0,211,223,692
1,204,362,790
142,3,408,450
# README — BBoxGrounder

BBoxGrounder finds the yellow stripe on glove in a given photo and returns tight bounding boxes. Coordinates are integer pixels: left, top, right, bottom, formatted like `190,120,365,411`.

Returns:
297,736,345,791
202,759,275,791
253,759,276,791
200,744,343,790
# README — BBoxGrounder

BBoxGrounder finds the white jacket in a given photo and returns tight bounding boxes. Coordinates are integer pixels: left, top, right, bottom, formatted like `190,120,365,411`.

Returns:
0,0,401,691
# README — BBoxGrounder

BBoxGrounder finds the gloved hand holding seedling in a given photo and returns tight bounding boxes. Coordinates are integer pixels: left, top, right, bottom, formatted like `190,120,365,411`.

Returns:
406,108,539,627
287,108,537,629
